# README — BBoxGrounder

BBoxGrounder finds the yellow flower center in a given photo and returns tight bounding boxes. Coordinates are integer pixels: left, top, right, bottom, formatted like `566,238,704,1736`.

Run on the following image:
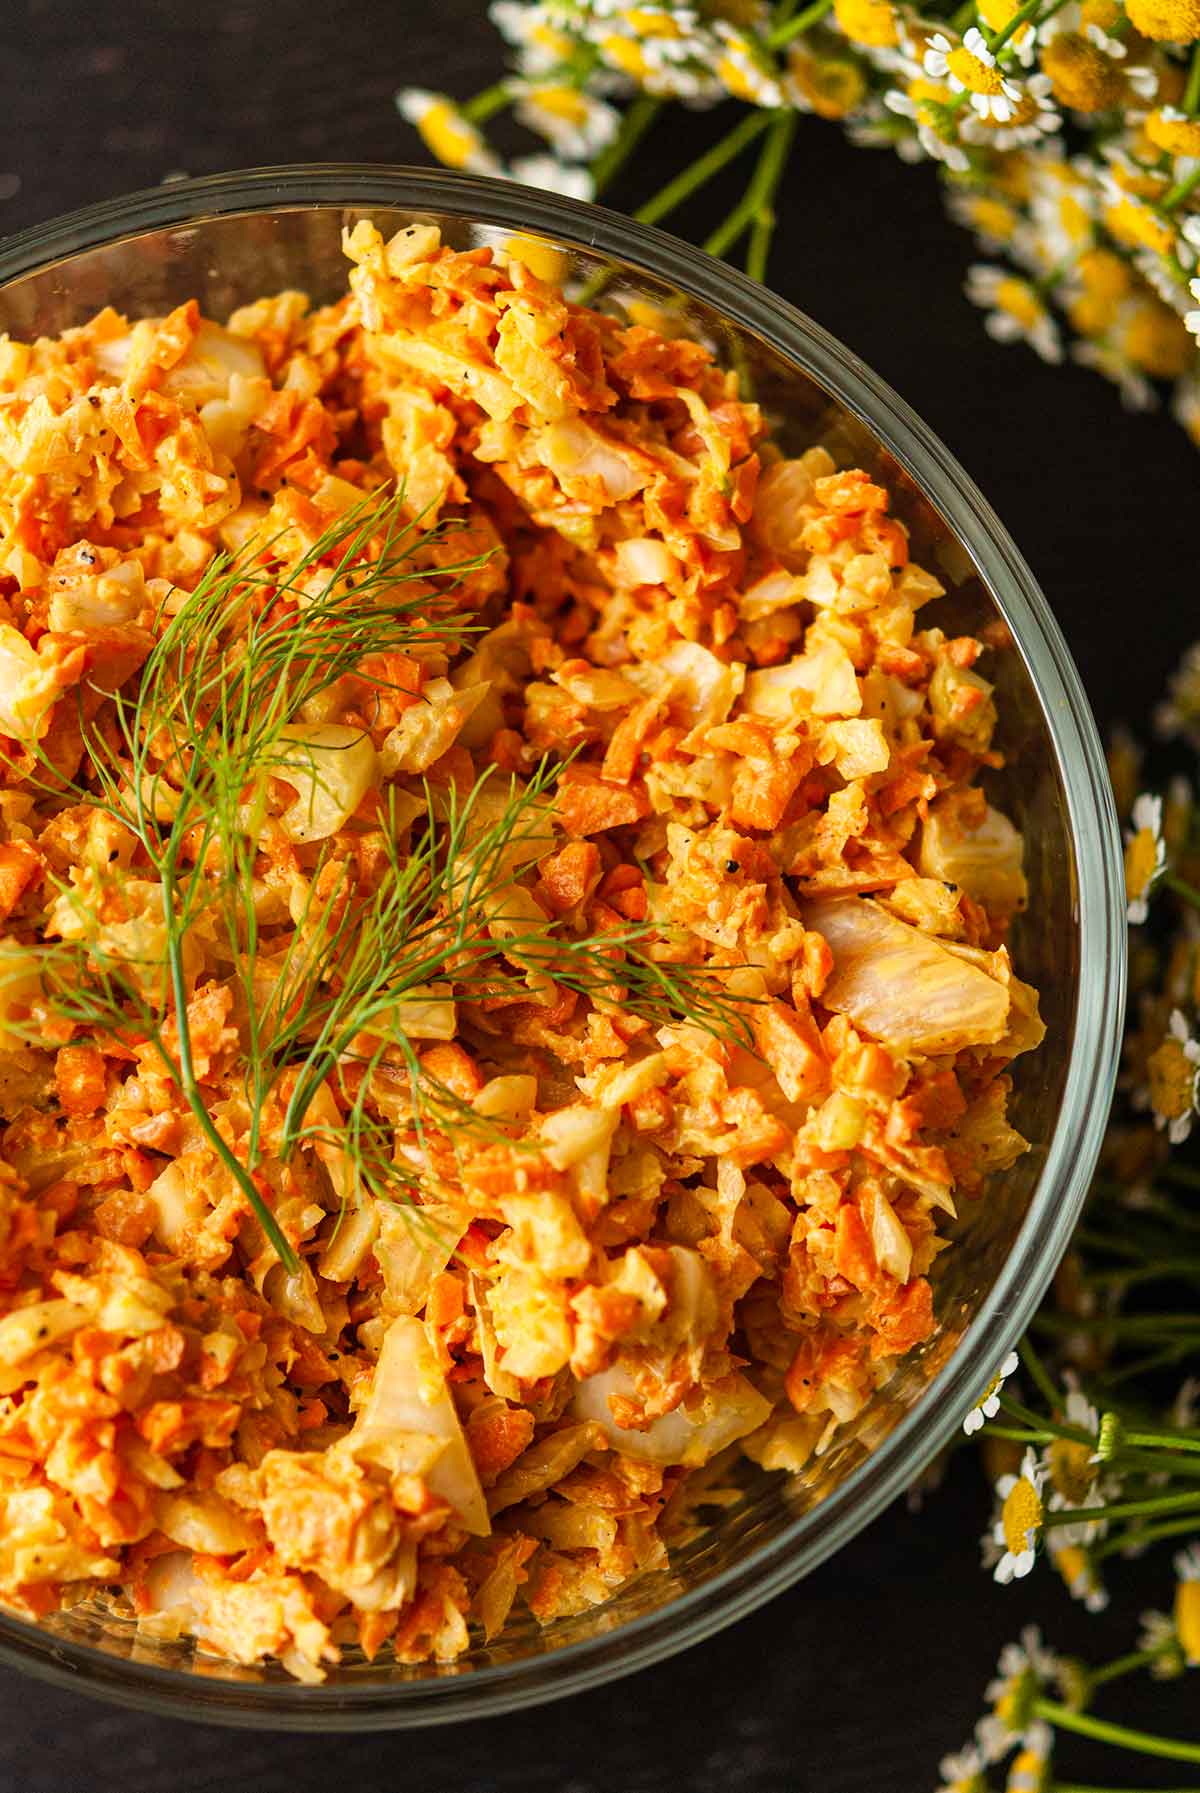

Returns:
1104,198,1175,257
1002,1476,1043,1557
946,45,1005,94
1126,0,1200,40
417,102,481,171
527,85,591,125
1047,1438,1097,1505
969,196,1019,239
1121,300,1194,380
601,32,652,79
834,0,899,46
1147,1034,1196,1122
1176,1579,1200,1666
717,45,768,102
530,22,574,58
993,1665,1036,1729
1124,825,1161,902
995,277,1044,330
1146,110,1200,156
1080,247,1133,303
1058,193,1092,244
906,77,956,133
619,6,685,35
1042,33,1124,110
790,52,867,116
1081,0,1122,25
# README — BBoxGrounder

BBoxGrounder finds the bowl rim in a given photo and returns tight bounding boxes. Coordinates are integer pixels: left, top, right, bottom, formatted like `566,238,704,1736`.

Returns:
0,163,1126,1728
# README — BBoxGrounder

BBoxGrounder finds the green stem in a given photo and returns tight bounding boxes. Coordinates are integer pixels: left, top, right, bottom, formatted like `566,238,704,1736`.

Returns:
1186,42,1200,116
633,109,774,230
1019,1335,1063,1411
998,1392,1081,1437
984,0,1046,53
984,1425,1055,1443
591,94,662,195
1087,1645,1171,1691
1042,1490,1200,1529
1094,1512,1200,1559
461,80,514,126
1166,868,1200,904
766,0,833,48
1164,164,1200,213
1034,1699,1200,1765
1126,1427,1200,1455
1054,1785,1200,1792
160,872,298,1273
1034,1312,1200,1337
705,109,796,262
746,112,799,281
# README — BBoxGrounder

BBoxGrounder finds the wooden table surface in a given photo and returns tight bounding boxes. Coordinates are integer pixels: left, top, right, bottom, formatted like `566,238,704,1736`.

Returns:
0,2,1192,1787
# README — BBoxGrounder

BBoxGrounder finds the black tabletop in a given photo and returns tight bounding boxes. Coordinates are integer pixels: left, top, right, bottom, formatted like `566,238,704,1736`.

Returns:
0,3,1193,1789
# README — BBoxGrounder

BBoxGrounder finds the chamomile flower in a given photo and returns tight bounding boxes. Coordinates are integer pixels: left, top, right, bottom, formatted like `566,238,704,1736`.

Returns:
1138,1607,1189,1677
924,28,1023,121
1125,0,1200,42
1186,277,1200,344
1124,792,1166,923
1049,1539,1109,1611
976,1627,1062,1762
989,1448,1046,1583
963,1350,1019,1435
883,83,970,171
960,74,1061,147
489,1,577,74
1146,105,1200,158
1141,1008,1200,1143
713,22,784,107
1155,640,1200,745
514,84,621,160
1071,336,1158,411
966,265,1063,363
510,154,596,200
396,89,503,174
937,1744,988,1792
1171,1375,1200,1427
1175,1541,1200,1665
1004,1720,1053,1791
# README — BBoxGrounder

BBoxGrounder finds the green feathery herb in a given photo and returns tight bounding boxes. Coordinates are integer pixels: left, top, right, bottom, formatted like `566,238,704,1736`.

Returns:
14,487,749,1274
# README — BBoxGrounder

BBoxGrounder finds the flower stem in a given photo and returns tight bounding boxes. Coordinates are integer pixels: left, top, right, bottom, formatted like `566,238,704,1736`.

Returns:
705,109,796,259
1033,1699,1200,1765
1042,1490,1200,1529
591,94,662,195
1086,1645,1171,1691
746,111,799,279
461,80,514,125
1186,42,1200,116
767,0,834,49
1094,1512,1200,1559
1019,1335,1063,1410
633,109,775,230
1054,1785,1200,1792
984,0,1044,53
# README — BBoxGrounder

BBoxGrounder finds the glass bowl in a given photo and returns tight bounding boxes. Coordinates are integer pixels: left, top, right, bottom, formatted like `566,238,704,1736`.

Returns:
0,165,1125,1728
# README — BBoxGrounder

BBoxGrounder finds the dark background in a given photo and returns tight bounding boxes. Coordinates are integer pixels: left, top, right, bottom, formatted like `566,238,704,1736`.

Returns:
0,1,1193,1789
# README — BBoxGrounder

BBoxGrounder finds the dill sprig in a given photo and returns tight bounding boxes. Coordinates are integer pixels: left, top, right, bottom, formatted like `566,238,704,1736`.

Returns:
17,486,751,1275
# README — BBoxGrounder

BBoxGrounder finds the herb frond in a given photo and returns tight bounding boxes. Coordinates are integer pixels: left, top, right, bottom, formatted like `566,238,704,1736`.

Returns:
11,484,752,1275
